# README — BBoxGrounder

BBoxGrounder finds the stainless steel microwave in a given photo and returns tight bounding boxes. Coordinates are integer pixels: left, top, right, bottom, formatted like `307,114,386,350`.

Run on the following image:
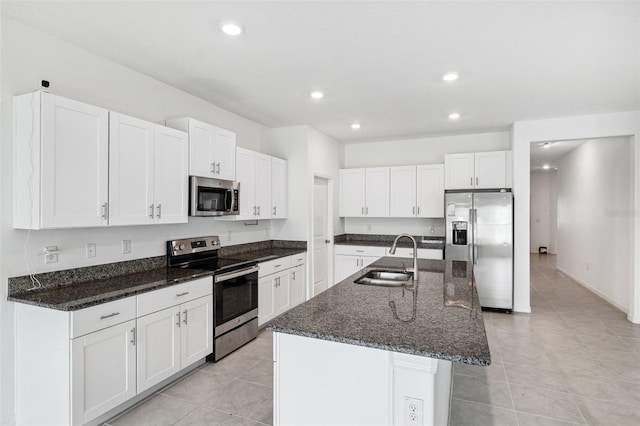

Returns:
190,176,239,216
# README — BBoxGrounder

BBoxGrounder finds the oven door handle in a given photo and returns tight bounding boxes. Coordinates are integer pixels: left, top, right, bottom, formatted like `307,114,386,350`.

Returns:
215,265,259,283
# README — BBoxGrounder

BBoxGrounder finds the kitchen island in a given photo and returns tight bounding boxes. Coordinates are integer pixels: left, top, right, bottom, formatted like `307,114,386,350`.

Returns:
268,256,490,426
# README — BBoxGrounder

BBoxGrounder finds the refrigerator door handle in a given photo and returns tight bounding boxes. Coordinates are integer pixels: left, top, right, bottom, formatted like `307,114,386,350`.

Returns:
473,208,478,265
468,208,474,264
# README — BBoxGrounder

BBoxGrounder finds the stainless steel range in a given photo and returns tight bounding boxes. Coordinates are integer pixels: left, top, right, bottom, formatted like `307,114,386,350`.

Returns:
167,236,259,361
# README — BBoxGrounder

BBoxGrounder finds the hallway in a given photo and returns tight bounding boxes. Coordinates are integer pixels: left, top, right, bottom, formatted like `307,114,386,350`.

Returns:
450,254,640,425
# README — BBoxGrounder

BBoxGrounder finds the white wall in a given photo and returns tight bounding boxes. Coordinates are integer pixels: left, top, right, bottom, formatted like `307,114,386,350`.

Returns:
0,17,275,424
530,171,558,254
344,131,510,167
555,138,632,311
512,111,640,320
342,131,510,236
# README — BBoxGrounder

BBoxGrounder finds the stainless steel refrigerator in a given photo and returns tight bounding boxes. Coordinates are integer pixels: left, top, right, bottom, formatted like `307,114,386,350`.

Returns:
445,190,513,311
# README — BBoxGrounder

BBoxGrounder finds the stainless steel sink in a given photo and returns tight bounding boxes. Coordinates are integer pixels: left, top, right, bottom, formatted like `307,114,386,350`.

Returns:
354,269,412,287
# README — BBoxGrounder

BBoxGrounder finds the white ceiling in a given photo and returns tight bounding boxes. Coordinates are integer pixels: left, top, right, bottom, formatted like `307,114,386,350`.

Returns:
2,1,638,143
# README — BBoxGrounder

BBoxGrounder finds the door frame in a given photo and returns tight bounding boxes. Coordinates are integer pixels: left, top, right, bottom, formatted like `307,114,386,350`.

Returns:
512,111,640,322
309,174,334,299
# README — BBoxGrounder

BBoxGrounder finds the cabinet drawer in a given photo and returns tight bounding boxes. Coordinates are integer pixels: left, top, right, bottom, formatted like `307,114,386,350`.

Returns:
291,253,306,267
385,247,443,260
334,245,386,257
71,297,136,338
137,277,212,317
259,256,292,277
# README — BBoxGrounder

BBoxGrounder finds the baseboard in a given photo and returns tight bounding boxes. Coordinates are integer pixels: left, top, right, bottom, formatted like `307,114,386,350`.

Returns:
556,266,628,313
513,303,531,313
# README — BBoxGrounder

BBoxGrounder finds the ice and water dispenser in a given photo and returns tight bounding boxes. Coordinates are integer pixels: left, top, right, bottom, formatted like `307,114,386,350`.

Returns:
451,221,468,246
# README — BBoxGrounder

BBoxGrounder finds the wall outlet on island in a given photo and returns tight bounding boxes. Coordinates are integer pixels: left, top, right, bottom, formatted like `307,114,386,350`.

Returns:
86,243,96,258
404,397,423,425
122,240,131,254
366,224,372,232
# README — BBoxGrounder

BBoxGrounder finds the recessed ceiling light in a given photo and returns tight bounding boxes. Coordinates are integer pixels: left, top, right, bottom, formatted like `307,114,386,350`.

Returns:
350,123,361,130
543,164,550,169
310,91,324,100
448,112,461,120
542,142,552,148
220,21,244,36
443,72,459,82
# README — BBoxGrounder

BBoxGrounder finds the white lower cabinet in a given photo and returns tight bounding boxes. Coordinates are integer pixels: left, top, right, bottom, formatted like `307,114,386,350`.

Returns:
334,245,386,283
258,253,306,326
15,277,213,426
71,320,136,425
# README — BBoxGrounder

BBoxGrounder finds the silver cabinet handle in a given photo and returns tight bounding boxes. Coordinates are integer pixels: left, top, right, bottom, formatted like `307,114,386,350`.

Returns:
101,202,109,220
476,177,479,186
413,206,416,215
418,206,420,215
216,162,221,174
292,271,296,280
130,327,136,346
257,205,261,216
183,309,188,325
149,204,154,218
361,207,365,215
156,204,162,219
253,206,257,216
366,207,369,215
273,206,276,216
176,291,189,297
211,163,215,173
176,312,181,327
100,312,119,320
470,177,473,186
356,249,364,253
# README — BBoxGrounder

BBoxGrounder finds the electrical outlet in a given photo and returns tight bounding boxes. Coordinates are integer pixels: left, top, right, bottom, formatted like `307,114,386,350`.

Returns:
122,240,131,254
404,397,423,425
366,224,372,231
86,243,96,258
44,246,59,264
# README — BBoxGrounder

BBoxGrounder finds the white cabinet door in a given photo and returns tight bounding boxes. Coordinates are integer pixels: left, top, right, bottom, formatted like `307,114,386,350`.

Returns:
14,92,109,229
417,164,444,218
361,255,380,269
180,296,213,368
136,306,181,393
444,153,475,190
71,320,136,425
186,119,216,178
154,126,188,224
365,167,390,217
258,275,276,325
274,272,291,316
254,153,272,219
213,127,236,181
390,166,417,217
108,112,155,226
271,157,288,219
475,151,507,189
340,169,365,217
236,147,257,220
334,255,360,283
290,264,305,308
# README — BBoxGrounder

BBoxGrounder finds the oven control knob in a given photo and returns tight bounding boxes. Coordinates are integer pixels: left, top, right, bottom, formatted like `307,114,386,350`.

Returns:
179,244,185,250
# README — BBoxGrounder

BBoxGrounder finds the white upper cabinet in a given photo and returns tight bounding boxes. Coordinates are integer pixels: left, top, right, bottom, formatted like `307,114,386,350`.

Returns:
390,166,417,217
109,112,188,226
271,157,288,219
339,168,390,217
165,117,236,181
234,147,272,220
14,91,109,229
474,151,507,189
444,153,475,190
417,164,444,218
445,150,510,190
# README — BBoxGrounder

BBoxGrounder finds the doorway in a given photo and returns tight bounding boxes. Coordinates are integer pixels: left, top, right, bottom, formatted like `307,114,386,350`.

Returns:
312,177,329,297
529,137,633,313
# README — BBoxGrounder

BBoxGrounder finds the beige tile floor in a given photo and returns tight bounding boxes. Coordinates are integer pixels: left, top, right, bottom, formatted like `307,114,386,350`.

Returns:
107,254,640,425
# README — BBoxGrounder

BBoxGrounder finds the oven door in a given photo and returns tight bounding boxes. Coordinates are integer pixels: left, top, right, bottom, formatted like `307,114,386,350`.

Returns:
213,265,259,336
190,176,239,216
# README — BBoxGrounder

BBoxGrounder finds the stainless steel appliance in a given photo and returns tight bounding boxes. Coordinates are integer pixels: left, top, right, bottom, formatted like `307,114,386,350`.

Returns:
445,190,513,311
190,176,239,216
167,236,258,361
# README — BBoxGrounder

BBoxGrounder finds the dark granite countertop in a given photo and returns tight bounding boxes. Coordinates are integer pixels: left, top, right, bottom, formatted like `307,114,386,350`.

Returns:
268,257,490,366
334,234,444,250
8,267,213,311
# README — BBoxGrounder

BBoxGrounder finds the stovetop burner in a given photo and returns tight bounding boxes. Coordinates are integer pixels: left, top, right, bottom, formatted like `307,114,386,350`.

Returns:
166,235,257,273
